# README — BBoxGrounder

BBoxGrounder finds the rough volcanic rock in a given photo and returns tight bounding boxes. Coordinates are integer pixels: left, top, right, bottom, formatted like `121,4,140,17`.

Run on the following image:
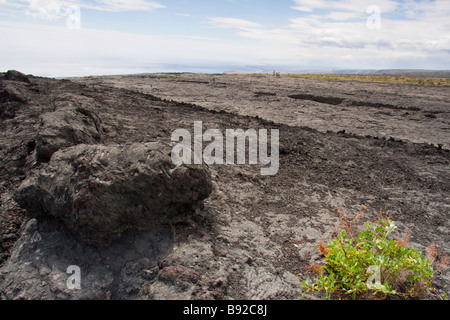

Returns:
0,102,17,120
0,217,174,300
0,79,31,119
14,142,213,247
1,73,449,301
35,94,104,161
1,81,30,104
4,70,30,83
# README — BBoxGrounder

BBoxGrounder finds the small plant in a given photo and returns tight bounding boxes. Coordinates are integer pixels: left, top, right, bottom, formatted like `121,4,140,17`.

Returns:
301,206,437,300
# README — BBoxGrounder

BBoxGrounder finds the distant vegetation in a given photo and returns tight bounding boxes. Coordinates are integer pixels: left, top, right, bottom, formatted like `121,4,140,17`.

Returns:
270,73,450,86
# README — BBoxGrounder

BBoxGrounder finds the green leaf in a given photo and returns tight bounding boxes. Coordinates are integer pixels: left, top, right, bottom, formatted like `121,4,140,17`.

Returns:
304,214,437,300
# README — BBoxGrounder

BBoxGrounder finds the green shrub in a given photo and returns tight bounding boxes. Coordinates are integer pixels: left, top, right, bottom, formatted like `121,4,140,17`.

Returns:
301,208,436,300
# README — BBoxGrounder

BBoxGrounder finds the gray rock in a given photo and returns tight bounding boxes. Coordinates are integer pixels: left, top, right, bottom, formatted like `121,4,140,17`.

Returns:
0,218,173,300
0,102,18,119
14,142,213,247
0,79,32,119
4,70,31,83
1,81,30,104
35,95,103,161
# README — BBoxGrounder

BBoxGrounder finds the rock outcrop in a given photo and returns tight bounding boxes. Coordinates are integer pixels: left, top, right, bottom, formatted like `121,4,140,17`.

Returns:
0,217,174,300
35,94,104,162
4,70,31,83
0,75,31,119
14,142,213,247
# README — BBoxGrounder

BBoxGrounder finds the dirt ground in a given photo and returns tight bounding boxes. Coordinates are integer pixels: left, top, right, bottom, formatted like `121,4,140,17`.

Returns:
1,73,449,299
77,73,450,149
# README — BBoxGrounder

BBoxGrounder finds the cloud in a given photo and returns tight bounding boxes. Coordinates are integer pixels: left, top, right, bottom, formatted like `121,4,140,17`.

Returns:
291,0,398,14
83,0,165,12
206,1,450,69
207,17,263,30
0,21,268,77
24,0,68,20
290,0,327,12
325,11,362,21
2,0,165,20
1,0,449,74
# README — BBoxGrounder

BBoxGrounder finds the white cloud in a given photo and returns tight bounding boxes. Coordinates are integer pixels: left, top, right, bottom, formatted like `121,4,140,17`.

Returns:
0,21,269,77
325,11,362,21
2,0,165,20
290,0,327,12
83,0,165,12
291,0,399,13
24,0,67,20
1,0,449,74
206,0,450,69
207,17,263,30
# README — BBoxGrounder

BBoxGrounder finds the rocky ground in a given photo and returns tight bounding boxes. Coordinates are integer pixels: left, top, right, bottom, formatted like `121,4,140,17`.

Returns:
0,71,448,300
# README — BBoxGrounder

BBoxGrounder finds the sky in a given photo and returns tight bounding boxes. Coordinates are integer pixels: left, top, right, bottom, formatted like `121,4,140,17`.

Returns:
0,0,449,77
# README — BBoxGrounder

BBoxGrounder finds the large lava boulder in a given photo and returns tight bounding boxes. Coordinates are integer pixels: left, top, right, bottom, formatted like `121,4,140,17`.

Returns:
14,142,213,247
0,75,32,119
4,70,31,83
35,94,104,162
